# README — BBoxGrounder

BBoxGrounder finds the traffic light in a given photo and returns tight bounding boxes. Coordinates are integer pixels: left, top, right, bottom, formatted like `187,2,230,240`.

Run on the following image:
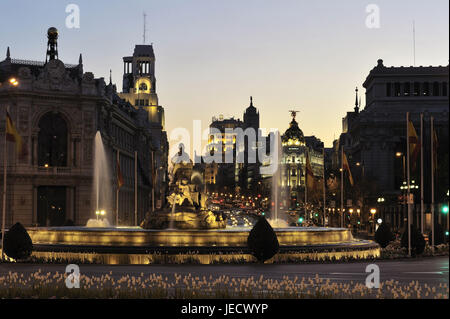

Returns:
442,205,449,214
315,213,319,217
298,217,304,224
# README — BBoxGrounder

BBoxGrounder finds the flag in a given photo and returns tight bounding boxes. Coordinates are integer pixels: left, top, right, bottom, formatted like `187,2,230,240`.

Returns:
433,128,438,174
342,152,354,186
117,158,124,189
305,152,315,191
6,111,27,158
408,119,420,171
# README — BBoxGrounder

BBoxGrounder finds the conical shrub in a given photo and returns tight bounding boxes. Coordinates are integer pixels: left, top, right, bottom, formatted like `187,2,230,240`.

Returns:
3,222,33,260
375,222,395,248
401,226,425,256
247,217,279,263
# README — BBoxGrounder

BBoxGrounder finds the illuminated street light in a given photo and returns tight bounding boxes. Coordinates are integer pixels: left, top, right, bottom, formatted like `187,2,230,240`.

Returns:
9,78,19,86
370,208,377,215
395,152,403,158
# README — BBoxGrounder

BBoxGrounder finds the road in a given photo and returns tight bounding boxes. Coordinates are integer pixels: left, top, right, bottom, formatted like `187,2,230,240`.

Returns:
1,257,448,286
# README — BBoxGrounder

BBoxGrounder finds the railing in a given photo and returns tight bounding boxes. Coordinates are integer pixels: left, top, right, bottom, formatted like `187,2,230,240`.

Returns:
11,58,78,68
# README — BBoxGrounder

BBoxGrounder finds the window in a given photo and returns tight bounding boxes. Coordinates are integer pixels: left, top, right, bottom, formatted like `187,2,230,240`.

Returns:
386,83,391,97
432,82,440,96
413,83,420,96
443,82,448,96
38,112,68,167
394,83,401,96
423,83,430,96
403,83,410,97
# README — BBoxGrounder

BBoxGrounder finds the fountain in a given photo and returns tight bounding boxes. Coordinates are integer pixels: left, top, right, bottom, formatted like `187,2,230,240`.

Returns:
86,131,112,227
268,132,289,228
26,143,380,264
140,144,227,230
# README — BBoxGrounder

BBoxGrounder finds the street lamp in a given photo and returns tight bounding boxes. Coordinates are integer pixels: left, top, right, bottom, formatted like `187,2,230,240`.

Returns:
2,78,20,261
370,208,377,234
9,78,19,86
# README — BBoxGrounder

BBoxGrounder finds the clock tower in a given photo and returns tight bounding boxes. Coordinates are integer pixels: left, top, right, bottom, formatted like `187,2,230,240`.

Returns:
119,44,164,130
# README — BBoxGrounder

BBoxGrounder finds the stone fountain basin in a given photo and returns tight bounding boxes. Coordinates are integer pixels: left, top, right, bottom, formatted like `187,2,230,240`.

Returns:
27,226,355,247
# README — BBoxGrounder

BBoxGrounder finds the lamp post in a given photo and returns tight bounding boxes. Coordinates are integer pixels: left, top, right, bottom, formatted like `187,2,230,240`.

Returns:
1,78,19,261
396,152,406,231
370,208,377,235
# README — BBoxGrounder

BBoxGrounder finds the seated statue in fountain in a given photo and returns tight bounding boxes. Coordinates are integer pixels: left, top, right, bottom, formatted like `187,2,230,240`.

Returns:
140,143,227,230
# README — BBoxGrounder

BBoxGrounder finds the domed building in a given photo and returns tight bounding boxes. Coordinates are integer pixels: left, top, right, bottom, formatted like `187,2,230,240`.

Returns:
280,111,324,205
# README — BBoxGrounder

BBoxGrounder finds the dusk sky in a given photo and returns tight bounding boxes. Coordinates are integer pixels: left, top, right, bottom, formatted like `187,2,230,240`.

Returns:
1,0,448,148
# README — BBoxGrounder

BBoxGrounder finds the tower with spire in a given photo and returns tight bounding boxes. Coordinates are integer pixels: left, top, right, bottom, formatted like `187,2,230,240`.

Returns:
354,87,359,113
118,44,164,129
243,96,260,131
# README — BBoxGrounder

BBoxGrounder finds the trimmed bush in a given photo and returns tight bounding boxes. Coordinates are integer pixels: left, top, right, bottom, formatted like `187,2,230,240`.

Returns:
428,223,446,246
401,226,425,256
247,217,279,263
375,223,395,248
3,222,33,260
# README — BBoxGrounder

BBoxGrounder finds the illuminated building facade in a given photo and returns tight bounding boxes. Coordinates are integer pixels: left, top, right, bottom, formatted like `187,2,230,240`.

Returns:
0,28,168,227
206,97,261,193
280,112,324,202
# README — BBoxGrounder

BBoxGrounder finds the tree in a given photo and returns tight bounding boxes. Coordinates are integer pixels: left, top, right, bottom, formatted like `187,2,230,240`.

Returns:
375,222,395,248
401,227,426,256
247,217,279,263
3,222,33,260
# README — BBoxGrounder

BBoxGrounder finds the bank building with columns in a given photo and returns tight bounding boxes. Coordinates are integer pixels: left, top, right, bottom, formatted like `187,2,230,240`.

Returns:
0,28,168,227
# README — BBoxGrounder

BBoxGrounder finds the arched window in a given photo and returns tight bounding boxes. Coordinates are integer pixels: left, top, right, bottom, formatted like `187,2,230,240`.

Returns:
422,83,430,96
403,82,410,97
433,82,440,96
38,112,68,167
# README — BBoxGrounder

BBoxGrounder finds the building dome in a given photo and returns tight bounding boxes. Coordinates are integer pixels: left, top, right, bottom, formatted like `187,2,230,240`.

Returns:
282,116,305,145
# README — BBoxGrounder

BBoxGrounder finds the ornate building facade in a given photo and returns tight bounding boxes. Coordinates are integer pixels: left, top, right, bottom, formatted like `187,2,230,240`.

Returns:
0,28,168,227
335,59,449,230
280,112,324,204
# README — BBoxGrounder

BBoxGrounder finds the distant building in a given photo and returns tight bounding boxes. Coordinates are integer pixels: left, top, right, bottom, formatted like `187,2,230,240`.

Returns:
335,59,449,229
280,112,324,204
206,97,261,193
0,28,168,227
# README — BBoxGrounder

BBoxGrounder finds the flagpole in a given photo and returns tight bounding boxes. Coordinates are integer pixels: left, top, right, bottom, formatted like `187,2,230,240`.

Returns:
151,150,155,213
134,150,138,226
341,147,344,228
322,147,326,226
1,110,8,261
304,151,308,224
430,116,435,252
420,113,424,234
406,112,412,257
116,150,119,226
